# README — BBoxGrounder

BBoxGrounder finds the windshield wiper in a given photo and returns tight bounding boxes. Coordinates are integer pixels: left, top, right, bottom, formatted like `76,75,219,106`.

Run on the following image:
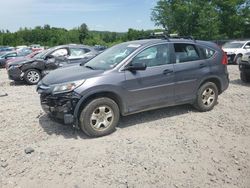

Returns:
84,65,95,70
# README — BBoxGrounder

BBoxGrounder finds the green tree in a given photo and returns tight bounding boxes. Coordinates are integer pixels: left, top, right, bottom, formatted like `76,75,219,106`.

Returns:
151,0,250,39
78,23,89,44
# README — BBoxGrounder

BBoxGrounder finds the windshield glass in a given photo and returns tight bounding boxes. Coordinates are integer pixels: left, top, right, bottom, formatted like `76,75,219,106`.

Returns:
33,50,48,59
84,43,141,70
223,42,244,48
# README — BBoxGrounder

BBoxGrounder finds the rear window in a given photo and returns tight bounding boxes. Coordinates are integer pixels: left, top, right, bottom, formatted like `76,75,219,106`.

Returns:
174,43,200,63
200,47,216,59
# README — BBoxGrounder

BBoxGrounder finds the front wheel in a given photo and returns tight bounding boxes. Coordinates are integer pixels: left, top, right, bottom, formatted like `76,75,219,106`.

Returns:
79,97,120,137
24,69,41,85
194,82,218,112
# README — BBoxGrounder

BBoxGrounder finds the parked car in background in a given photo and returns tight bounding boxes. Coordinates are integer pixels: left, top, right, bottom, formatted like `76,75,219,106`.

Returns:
30,44,45,52
222,40,250,64
239,54,250,82
0,51,18,68
5,50,42,67
94,45,107,53
37,38,229,137
7,44,99,84
0,46,15,52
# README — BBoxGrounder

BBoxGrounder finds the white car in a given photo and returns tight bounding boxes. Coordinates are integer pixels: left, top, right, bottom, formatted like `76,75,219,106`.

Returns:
222,41,250,64
242,52,250,63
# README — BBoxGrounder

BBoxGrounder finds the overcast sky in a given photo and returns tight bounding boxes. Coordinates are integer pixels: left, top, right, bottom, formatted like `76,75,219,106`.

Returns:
0,0,158,32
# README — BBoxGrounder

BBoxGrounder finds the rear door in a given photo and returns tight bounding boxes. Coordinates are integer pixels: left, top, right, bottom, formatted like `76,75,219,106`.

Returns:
173,43,210,103
124,43,175,112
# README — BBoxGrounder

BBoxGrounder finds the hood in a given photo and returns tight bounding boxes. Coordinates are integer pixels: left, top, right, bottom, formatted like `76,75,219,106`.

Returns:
8,58,35,66
41,65,104,85
222,48,239,54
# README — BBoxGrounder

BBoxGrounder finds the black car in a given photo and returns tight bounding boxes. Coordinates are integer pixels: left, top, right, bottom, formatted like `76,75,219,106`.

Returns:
37,37,229,137
7,44,99,84
239,60,250,82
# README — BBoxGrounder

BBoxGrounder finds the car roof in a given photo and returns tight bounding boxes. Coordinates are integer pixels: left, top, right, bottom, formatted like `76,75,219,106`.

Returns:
124,38,218,50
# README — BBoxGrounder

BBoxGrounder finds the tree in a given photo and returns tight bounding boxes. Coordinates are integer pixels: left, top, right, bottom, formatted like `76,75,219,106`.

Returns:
78,23,89,44
151,0,250,39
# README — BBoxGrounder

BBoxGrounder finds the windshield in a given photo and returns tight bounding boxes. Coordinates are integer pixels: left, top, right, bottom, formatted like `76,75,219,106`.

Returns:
84,43,141,70
223,42,244,48
33,50,48,59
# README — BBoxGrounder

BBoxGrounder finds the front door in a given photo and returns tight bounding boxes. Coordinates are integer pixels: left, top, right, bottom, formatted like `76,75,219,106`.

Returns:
124,44,175,112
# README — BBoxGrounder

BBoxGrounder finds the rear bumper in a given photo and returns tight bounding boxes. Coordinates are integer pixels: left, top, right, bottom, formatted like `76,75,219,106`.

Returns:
221,73,229,93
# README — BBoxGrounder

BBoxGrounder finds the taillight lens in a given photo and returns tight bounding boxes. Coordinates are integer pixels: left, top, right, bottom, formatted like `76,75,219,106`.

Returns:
222,52,228,65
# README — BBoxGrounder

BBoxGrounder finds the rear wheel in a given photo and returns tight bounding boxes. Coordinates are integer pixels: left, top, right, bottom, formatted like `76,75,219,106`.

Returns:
194,82,218,112
79,97,120,137
24,69,41,85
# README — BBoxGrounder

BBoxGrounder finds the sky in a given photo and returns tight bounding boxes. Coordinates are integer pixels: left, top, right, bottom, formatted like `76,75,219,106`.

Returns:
0,0,159,32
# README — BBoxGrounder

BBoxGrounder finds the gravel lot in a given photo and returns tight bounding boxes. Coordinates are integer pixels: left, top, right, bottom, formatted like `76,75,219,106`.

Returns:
0,65,249,188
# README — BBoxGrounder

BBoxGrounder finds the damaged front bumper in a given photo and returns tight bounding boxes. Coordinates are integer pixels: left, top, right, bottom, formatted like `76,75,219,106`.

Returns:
39,91,81,126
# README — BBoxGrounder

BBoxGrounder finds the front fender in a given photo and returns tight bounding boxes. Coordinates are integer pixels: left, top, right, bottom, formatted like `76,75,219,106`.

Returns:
73,85,127,124
21,60,45,72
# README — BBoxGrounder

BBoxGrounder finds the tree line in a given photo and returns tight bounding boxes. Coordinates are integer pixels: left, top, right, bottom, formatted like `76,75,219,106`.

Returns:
0,0,249,47
151,0,250,40
0,24,155,47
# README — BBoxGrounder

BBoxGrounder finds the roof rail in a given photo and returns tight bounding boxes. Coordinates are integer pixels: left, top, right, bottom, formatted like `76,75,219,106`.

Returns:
149,31,170,41
169,34,196,42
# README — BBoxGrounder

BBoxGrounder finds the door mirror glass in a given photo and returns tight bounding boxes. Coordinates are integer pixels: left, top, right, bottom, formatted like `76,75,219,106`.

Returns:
125,62,147,71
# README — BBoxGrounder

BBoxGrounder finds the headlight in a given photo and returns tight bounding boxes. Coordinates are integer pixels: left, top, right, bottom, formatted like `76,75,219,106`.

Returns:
11,64,22,68
52,80,85,94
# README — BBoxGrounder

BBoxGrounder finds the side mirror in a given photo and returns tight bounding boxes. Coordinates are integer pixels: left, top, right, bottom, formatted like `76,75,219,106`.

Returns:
124,62,147,71
244,45,250,49
46,54,55,59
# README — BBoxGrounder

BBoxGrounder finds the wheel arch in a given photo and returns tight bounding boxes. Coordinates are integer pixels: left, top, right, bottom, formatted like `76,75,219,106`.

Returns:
74,91,125,122
198,77,222,94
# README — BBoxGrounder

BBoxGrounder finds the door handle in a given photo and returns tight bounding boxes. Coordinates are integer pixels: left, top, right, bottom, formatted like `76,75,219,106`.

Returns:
199,63,206,68
163,69,173,75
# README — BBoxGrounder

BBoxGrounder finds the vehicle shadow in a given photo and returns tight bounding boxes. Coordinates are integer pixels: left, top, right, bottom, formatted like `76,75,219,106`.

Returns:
39,104,196,139
118,104,195,129
39,114,89,139
9,81,29,86
230,79,250,87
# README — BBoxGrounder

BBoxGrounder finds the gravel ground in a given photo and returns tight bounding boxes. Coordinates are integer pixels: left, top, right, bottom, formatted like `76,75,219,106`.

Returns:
0,65,249,188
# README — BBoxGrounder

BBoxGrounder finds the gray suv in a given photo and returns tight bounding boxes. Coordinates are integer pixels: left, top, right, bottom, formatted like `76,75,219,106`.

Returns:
37,38,229,137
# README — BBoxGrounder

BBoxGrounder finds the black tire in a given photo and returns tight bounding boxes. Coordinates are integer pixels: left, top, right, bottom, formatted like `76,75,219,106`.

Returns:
79,97,120,137
24,69,41,85
194,82,218,112
240,72,250,82
235,55,242,65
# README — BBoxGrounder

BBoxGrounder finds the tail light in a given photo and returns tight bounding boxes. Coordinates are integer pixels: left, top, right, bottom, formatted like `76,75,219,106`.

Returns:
222,52,228,65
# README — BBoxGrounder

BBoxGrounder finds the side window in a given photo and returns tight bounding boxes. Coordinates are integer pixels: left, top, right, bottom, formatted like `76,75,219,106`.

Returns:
6,53,17,58
132,44,170,67
200,47,216,59
51,48,68,57
174,43,200,63
244,42,250,49
69,48,89,57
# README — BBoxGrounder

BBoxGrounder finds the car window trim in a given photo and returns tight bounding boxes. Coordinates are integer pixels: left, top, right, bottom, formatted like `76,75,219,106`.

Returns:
119,42,171,72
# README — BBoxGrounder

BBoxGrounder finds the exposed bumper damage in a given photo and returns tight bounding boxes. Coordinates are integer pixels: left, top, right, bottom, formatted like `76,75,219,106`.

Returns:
39,91,81,126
